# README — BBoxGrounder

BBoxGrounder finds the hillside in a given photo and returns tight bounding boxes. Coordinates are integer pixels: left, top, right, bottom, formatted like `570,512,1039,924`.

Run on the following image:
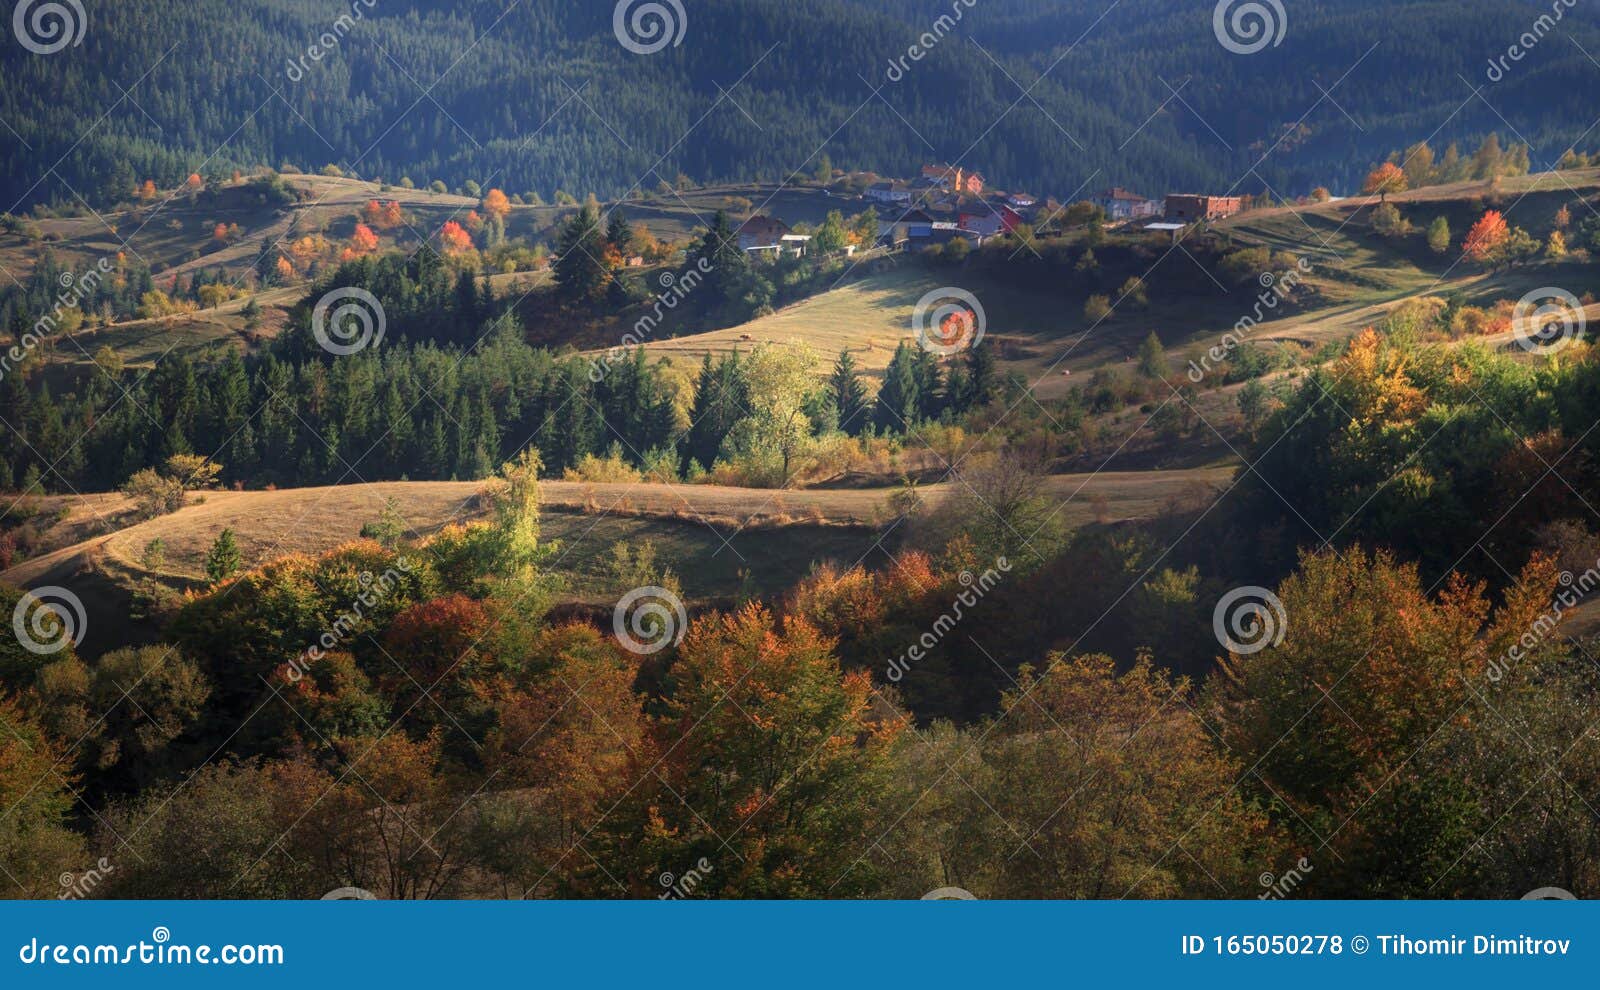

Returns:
1,467,1230,656
631,167,1600,401
5,0,1600,216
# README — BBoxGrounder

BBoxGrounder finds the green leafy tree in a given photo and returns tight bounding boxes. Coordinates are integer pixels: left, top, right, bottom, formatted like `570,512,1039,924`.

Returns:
812,210,848,254
722,342,819,486
1426,215,1451,254
1136,331,1169,380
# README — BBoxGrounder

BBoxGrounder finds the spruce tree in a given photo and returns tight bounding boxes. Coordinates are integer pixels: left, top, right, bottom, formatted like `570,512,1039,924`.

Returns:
873,343,921,434
685,352,747,470
554,200,609,303
963,340,997,410
205,528,242,583
606,208,634,256
827,350,869,435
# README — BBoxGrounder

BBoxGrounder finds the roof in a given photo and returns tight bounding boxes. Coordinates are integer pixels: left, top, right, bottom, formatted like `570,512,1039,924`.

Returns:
1101,187,1153,201
1144,222,1187,231
738,215,790,236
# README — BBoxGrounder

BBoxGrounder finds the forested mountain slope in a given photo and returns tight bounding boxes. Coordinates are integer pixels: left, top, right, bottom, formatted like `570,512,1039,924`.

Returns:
3,0,1597,211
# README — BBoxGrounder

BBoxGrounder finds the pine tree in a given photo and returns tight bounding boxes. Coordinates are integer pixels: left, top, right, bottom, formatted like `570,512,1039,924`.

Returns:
690,210,751,309
873,343,921,434
605,208,634,256
685,353,748,470
205,528,242,583
912,347,944,422
827,350,870,436
962,340,998,411
554,201,609,304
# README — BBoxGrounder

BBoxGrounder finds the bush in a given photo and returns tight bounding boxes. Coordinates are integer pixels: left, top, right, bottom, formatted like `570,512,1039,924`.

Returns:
120,468,186,519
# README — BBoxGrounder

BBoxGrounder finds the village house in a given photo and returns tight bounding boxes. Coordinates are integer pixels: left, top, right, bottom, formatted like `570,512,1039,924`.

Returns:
1093,187,1161,221
865,182,912,204
909,221,979,249
879,207,935,245
737,215,792,253
920,163,984,196
1004,192,1037,210
1163,194,1243,222
959,201,1023,237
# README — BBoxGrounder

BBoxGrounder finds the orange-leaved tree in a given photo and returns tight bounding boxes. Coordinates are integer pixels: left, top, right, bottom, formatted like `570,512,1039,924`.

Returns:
349,222,379,254
583,604,905,897
438,220,473,254
481,188,511,221
1362,162,1408,203
1207,547,1561,896
1462,209,1510,265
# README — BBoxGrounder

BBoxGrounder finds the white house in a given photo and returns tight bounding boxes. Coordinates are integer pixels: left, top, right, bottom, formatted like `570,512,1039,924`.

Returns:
1093,187,1161,220
865,182,911,204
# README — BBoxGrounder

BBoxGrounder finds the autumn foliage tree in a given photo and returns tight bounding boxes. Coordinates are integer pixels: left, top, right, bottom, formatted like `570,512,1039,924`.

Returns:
349,222,379,254
977,656,1279,897
1462,209,1510,265
0,697,85,895
438,220,473,254
1208,548,1561,896
363,199,404,231
1362,161,1408,203
465,623,644,896
480,188,511,221
584,605,905,897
